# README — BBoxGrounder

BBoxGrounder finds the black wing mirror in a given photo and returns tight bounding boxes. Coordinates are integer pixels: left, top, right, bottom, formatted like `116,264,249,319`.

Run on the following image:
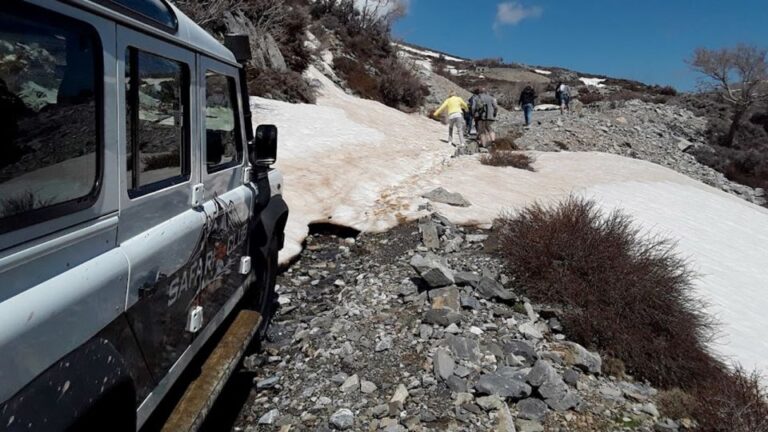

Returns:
251,124,277,167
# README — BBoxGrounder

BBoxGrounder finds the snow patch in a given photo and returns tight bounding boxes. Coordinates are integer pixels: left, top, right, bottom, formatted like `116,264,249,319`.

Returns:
533,69,552,75
394,43,466,63
256,64,768,376
579,77,607,88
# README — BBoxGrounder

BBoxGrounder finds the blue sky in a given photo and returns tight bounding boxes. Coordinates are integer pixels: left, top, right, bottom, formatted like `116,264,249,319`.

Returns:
392,0,768,91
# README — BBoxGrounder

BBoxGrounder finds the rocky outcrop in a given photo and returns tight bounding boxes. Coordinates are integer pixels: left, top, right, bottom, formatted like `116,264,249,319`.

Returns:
513,99,765,206
235,215,683,431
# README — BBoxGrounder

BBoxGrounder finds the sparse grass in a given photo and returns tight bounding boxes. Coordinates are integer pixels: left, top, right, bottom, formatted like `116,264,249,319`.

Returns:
493,196,768,431
658,388,697,420
480,150,535,170
602,356,626,379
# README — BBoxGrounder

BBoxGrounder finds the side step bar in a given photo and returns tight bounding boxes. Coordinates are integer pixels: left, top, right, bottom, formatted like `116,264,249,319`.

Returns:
161,310,262,432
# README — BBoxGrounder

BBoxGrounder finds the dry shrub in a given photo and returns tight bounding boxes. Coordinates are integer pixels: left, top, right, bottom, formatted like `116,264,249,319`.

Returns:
494,196,768,430
334,57,379,100
693,367,768,432
378,58,428,111
658,388,697,420
494,130,522,151
480,151,535,170
247,68,315,104
495,197,717,388
602,357,626,378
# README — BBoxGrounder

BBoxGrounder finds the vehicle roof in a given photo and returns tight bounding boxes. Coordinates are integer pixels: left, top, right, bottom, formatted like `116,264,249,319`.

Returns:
68,0,238,66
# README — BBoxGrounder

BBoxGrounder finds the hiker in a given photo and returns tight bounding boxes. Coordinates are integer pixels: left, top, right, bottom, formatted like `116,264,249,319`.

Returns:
555,82,571,114
519,85,537,126
432,90,469,146
465,89,480,136
474,87,498,147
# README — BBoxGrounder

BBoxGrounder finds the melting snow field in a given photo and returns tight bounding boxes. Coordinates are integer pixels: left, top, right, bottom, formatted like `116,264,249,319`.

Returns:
254,66,768,375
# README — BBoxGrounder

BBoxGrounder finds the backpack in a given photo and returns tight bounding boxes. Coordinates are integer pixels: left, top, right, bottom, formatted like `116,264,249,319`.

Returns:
471,96,486,119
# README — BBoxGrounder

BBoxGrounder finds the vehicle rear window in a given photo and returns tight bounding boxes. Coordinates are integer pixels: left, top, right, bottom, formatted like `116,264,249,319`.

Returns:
0,4,101,232
125,48,190,197
205,72,242,173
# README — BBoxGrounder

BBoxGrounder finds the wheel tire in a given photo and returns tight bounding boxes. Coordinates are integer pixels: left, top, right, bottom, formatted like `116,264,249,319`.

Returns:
248,237,279,339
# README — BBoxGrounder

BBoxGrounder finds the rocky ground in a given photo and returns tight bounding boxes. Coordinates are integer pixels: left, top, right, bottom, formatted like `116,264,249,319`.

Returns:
232,212,691,432
502,100,766,206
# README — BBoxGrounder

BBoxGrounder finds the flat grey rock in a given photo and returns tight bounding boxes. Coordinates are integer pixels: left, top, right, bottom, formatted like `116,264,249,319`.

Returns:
433,348,455,380
517,398,549,421
422,187,471,207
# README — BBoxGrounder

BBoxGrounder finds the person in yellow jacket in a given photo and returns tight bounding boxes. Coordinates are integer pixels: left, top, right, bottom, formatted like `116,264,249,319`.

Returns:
432,91,469,146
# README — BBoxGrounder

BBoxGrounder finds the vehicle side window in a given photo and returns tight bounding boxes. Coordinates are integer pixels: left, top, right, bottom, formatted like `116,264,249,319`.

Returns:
204,72,242,173
0,4,101,233
125,48,189,197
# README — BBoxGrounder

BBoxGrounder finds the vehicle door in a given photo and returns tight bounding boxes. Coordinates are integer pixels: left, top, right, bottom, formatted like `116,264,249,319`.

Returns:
0,0,128,406
116,25,206,381
195,56,253,319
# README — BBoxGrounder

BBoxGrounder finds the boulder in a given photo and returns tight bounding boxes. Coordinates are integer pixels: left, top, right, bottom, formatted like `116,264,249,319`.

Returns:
422,187,471,207
516,398,549,421
471,277,515,301
423,309,463,326
556,342,602,374
429,286,461,312
410,254,454,288
419,217,440,249
433,348,455,380
475,368,532,400
329,408,354,430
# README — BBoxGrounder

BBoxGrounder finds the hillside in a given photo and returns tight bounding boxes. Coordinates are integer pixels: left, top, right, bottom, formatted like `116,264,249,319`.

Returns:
173,2,768,430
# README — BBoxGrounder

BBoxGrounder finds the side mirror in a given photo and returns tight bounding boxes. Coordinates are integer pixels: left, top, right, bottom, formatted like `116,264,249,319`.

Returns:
224,34,252,63
251,124,277,167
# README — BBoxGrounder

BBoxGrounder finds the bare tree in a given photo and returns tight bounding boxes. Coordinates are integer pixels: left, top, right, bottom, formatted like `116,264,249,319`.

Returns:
690,44,768,147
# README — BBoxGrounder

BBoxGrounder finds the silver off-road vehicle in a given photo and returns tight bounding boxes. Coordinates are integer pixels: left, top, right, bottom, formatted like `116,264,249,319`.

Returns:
0,0,287,430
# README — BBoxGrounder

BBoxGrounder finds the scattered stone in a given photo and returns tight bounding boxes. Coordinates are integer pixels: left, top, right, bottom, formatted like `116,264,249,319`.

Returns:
526,360,557,388
475,368,532,400
419,218,440,249
410,254,455,288
503,340,538,365
518,322,543,340
472,277,515,301
654,418,680,432
258,408,280,425
446,335,481,361
517,398,549,421
329,408,354,430
515,419,545,432
460,294,481,310
361,380,378,394
465,234,488,243
371,404,389,419
562,369,580,386
339,374,360,393
523,302,537,322
434,349,455,380
419,324,434,340
446,375,468,392
454,271,481,286
422,187,471,207
556,342,602,374
429,286,461,312
444,323,461,334
375,336,393,352
256,375,280,390
389,384,409,412
423,308,463,326
641,402,660,418
495,402,517,432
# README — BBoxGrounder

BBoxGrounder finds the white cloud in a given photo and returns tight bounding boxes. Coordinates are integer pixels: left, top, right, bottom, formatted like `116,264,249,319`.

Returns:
353,0,411,19
494,1,542,30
